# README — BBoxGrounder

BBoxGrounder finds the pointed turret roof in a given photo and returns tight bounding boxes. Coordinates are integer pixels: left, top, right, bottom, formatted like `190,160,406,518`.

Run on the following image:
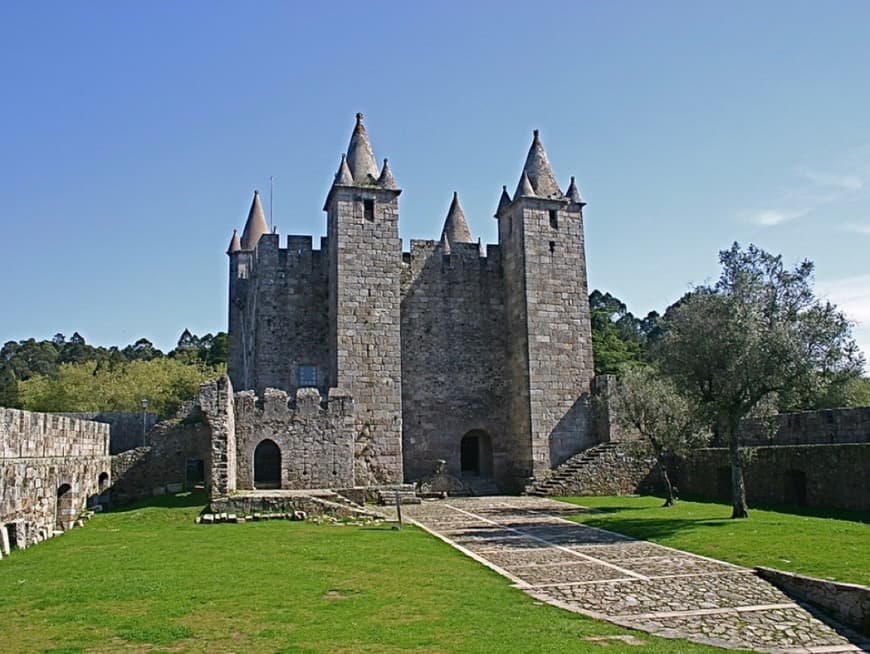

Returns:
377,158,398,189
565,175,584,204
346,112,379,184
514,171,536,199
334,154,353,185
496,185,512,215
227,229,241,255
439,230,451,255
440,191,474,246
240,190,269,250
519,129,563,199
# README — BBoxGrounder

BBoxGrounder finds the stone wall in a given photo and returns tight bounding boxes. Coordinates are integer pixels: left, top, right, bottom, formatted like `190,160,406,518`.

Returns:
60,411,158,454
737,407,870,446
228,233,331,397
109,419,211,506
400,241,508,483
0,408,110,550
756,567,870,635
677,443,870,511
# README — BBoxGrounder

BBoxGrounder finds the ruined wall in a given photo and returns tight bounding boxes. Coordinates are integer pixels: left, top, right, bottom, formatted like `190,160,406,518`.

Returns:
109,420,211,506
60,411,158,454
677,444,870,511
327,187,403,485
400,241,508,483
230,387,354,490
228,233,330,396
0,409,110,550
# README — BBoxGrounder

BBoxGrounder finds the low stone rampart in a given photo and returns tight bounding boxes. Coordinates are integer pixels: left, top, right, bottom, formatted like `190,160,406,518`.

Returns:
678,443,870,511
737,407,870,447
756,567,870,635
0,408,110,552
60,411,158,454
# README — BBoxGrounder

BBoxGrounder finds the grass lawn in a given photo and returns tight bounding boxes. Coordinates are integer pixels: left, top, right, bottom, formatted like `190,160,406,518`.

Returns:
561,495,870,586
0,492,736,654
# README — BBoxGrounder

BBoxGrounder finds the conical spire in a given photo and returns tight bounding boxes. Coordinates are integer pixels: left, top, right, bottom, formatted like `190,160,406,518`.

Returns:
240,190,269,250
346,112,379,184
496,185,512,215
565,175,584,204
377,158,397,189
440,191,474,245
334,154,353,185
514,171,536,199
519,129,563,199
226,229,241,255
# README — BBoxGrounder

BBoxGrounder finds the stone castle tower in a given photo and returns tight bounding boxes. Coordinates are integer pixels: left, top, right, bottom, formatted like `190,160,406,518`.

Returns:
226,114,595,491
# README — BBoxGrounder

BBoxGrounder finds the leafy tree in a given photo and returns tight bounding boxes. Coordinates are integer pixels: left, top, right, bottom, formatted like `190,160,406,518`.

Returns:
654,243,864,518
0,365,19,408
609,366,709,506
19,358,221,419
122,337,163,361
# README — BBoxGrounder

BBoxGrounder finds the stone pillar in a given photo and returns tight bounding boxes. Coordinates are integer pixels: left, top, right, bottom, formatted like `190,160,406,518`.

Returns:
200,375,237,497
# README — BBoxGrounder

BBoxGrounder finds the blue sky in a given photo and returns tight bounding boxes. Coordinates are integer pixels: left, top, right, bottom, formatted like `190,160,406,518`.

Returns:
1,1,868,360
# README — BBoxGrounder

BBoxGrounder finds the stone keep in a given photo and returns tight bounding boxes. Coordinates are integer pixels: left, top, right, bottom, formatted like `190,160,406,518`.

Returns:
226,114,595,491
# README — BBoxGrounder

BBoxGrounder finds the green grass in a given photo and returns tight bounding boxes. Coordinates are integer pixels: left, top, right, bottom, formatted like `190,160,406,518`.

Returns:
0,492,734,653
561,495,870,585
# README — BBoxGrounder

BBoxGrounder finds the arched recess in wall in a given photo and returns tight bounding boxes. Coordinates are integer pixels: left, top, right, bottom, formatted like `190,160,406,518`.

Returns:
460,430,493,478
56,483,74,531
254,439,282,489
98,472,110,493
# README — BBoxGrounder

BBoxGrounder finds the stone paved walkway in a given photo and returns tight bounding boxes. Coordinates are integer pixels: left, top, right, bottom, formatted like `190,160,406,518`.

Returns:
402,497,869,654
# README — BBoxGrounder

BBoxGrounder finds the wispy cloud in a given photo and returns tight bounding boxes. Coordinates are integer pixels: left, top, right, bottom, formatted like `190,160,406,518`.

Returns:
798,168,865,192
844,222,870,236
744,145,870,229
748,209,806,226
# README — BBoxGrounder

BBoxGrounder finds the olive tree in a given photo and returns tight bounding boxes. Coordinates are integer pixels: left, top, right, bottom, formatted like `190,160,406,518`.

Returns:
655,243,864,518
610,366,709,506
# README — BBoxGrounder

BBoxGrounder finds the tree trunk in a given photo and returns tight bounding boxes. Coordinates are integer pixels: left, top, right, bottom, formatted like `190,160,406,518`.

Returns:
727,431,749,518
658,458,675,507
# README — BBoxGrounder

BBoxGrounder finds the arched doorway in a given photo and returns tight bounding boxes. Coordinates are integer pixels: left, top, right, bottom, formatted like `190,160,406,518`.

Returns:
98,472,110,493
56,483,74,531
254,439,281,489
460,430,493,478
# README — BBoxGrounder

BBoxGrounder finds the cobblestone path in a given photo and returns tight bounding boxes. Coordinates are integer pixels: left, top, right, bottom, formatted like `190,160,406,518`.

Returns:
403,497,868,653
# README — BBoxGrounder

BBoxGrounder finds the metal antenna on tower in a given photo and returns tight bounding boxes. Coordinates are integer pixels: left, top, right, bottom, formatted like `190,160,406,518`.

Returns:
269,176,274,232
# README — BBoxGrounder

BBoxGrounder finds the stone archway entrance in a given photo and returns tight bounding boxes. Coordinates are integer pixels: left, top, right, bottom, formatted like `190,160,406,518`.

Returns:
56,483,74,531
460,430,493,478
254,439,281,489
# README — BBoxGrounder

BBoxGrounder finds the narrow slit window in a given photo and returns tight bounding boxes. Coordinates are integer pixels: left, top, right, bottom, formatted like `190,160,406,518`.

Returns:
549,240,556,254
549,209,559,229
363,199,375,222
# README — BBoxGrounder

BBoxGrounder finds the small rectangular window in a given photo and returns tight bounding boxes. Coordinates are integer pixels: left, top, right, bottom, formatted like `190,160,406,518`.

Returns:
298,366,318,387
363,199,375,222
549,240,556,254
549,209,559,229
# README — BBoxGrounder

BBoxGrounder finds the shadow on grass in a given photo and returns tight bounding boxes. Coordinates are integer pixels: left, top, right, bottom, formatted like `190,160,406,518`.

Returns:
678,493,870,524
577,516,735,542
107,490,208,513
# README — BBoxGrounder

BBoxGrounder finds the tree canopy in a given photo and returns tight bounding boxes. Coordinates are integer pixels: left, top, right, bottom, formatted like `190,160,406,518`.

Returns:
0,330,227,417
652,243,864,517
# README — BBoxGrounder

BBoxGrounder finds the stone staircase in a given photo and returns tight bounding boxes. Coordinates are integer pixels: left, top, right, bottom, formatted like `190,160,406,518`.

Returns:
525,443,627,496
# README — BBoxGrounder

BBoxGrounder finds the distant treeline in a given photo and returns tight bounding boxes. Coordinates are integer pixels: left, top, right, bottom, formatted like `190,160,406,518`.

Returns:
0,330,227,418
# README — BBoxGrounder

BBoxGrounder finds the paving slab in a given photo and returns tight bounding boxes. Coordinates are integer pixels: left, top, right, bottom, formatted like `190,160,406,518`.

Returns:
404,496,869,654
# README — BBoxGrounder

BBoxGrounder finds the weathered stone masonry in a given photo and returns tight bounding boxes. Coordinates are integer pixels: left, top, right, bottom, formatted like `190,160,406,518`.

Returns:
226,115,597,492
0,408,110,553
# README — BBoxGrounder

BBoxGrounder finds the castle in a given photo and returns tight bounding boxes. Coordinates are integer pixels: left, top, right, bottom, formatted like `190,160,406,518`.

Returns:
224,114,595,492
